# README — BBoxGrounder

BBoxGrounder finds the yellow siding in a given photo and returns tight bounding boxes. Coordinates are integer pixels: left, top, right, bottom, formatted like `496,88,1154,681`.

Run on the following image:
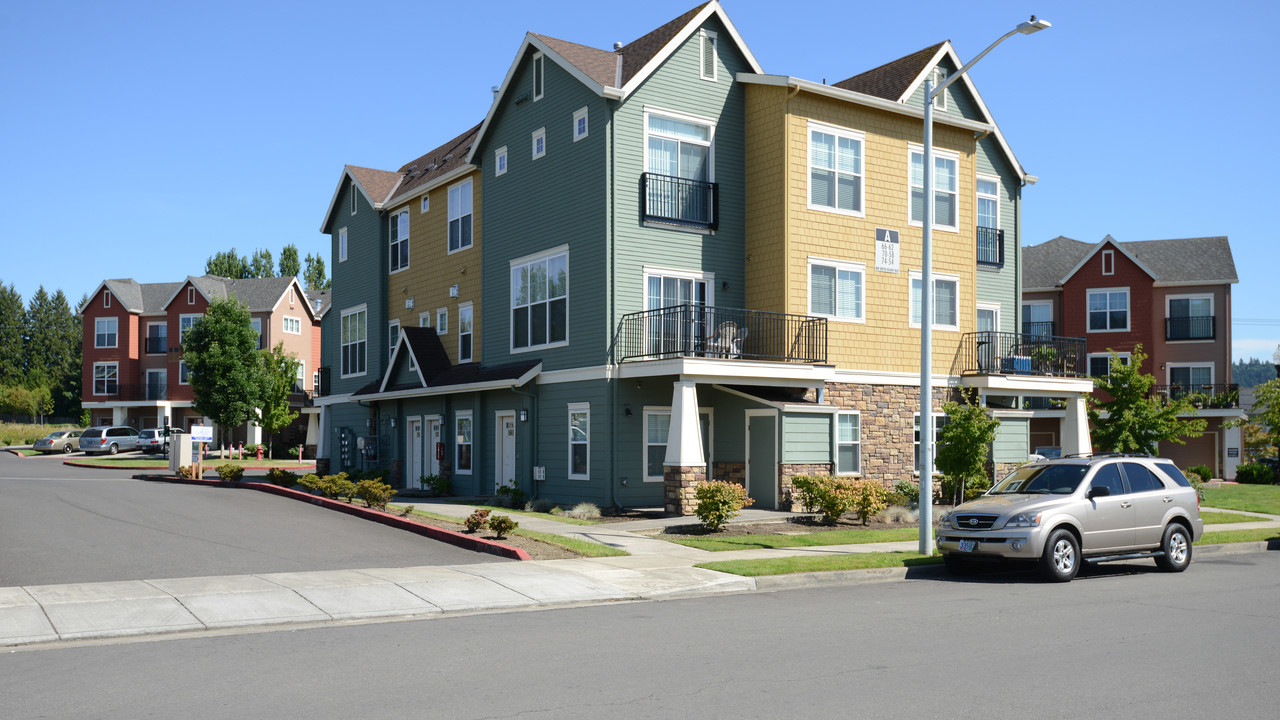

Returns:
744,84,791,314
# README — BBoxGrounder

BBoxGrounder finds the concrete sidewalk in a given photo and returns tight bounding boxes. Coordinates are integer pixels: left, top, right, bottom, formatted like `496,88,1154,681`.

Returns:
4,500,1277,647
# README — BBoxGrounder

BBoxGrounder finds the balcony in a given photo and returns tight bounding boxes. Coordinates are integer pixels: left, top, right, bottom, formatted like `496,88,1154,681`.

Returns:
144,337,168,354
641,172,718,230
616,305,826,364
89,383,169,401
1166,315,1215,341
1021,321,1057,338
314,367,331,398
960,331,1087,377
1152,383,1239,409
976,226,1004,267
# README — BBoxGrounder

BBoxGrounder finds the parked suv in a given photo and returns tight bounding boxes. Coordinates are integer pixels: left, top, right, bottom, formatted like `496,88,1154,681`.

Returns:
138,429,169,454
78,426,141,455
937,454,1203,582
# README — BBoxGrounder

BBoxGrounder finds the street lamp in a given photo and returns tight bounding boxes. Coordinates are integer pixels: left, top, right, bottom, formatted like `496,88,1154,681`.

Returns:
919,16,1050,555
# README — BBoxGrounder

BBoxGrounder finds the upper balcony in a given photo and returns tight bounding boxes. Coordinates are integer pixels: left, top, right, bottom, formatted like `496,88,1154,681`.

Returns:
1152,383,1239,409
976,226,1004,268
1166,316,1215,341
616,304,826,364
641,172,718,231
958,331,1087,378
1021,321,1057,338
88,384,169,402
144,337,168,354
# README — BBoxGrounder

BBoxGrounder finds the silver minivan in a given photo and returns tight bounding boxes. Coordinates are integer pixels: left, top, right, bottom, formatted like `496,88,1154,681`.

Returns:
78,426,141,455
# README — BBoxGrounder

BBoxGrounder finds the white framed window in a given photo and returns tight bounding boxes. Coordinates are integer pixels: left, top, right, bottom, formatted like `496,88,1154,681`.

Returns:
914,413,949,475
447,178,473,253
511,247,568,351
909,144,959,231
338,227,348,262
312,370,321,392
494,146,508,176
145,322,167,354
436,308,448,334
458,303,473,363
388,320,400,359
179,313,201,343
295,359,306,391
573,107,588,141
976,175,999,229
282,316,301,335
1168,363,1215,392
909,271,959,330
389,210,409,273
643,269,711,356
145,369,167,400
835,412,861,475
94,317,118,348
930,67,948,111
350,186,357,215
699,29,718,81
455,411,473,474
1022,301,1053,337
645,108,713,183
340,305,367,377
531,127,546,160
179,360,191,385
103,292,111,308
1102,249,1115,275
1088,352,1132,380
807,121,864,215
419,311,431,328
1087,288,1130,332
1167,294,1214,341
568,402,589,479
92,362,118,396
532,51,544,101
643,408,712,481
808,258,864,322
420,195,430,214
187,287,196,305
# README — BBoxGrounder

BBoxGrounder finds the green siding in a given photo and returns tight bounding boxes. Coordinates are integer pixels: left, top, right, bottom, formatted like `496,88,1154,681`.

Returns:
992,417,1030,463
531,381,613,505
781,413,832,464
975,135,1020,333
325,177,387,397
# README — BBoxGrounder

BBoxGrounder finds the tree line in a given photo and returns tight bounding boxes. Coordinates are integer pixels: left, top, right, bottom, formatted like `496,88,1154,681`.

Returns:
0,280,84,423
205,244,330,290
1232,358,1279,388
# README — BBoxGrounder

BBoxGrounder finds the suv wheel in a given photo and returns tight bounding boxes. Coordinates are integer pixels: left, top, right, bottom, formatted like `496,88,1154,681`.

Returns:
1155,523,1192,572
1039,529,1080,582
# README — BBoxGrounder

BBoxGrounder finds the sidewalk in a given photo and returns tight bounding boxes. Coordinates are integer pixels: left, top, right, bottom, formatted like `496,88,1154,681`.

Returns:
3,500,1277,647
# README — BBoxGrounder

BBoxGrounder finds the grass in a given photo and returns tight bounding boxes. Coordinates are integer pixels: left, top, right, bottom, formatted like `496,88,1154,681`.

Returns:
697,552,942,577
0,421,81,447
1198,528,1280,545
7,448,44,457
1201,484,1280,515
663,526,920,552
397,507,628,558
1201,511,1264,524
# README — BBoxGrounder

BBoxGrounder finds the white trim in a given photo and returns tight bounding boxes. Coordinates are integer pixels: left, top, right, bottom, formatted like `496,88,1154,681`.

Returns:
641,406,713,481
1087,352,1132,380
420,195,430,214
418,311,431,328
458,302,474,363
976,173,1001,231
699,29,718,82
805,120,865,218
494,146,508,176
976,301,1001,333
282,315,302,335
1166,361,1215,387
339,304,368,379
531,127,546,160
834,410,861,476
178,360,191,386
1022,299,1053,329
572,107,588,142
187,286,196,305
103,292,111,308
436,308,448,335
1165,292,1215,341
384,164,474,210
509,246,569,353
1086,286,1131,333
446,177,474,255
643,106,717,180
94,316,118,349
338,227,348,263
178,313,201,343
455,410,473,475
567,402,590,480
388,319,400,361
1101,249,1115,276
617,2,763,96
389,209,410,274
1059,238,1158,285
908,143,959,232
145,321,167,355
909,270,960,331
494,410,516,490
92,362,118,396
930,66,948,112
355,363,542,403
532,51,545,101
807,256,865,323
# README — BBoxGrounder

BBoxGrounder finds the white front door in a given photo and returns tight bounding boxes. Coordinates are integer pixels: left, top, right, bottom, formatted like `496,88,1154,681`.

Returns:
426,418,441,477
496,412,516,490
407,418,423,488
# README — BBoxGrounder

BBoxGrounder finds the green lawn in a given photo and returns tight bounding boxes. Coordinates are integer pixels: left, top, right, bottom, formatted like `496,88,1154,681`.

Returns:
1201,511,1265,524
697,552,942,577
1201,485,1280,515
1197,528,1280,545
665,526,921,552
7,448,43,457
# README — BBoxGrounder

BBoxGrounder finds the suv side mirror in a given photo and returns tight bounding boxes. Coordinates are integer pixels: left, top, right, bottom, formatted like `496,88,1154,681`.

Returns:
1088,485,1111,499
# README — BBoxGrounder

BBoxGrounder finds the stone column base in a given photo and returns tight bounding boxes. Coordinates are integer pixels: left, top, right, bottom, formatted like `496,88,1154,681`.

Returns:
663,465,706,516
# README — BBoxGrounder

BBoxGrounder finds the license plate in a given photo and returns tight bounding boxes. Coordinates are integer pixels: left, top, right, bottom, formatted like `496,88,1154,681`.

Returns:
958,539,977,552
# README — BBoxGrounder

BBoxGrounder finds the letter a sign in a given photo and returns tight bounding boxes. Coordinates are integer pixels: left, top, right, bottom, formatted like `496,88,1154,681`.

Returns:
875,228,900,273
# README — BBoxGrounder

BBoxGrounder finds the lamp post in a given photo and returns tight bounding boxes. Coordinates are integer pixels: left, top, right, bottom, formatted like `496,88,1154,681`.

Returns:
919,16,1050,555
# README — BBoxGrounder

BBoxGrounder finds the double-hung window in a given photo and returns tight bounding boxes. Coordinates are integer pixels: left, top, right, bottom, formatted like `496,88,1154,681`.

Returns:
448,179,473,253
95,317,117,348
340,306,367,377
494,147,507,176
179,314,200,343
1087,288,1129,331
909,271,959,330
808,121,863,215
808,258,864,321
458,303,473,363
531,127,546,160
568,403,589,479
1088,353,1131,381
644,110,714,226
511,249,568,351
836,412,861,475
910,145,958,230
455,412,473,474
93,362,118,396
573,107,588,141
389,210,409,272
643,409,711,481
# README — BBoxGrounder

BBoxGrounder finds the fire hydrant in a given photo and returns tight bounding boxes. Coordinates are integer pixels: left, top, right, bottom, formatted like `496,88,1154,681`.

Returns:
255,445,264,461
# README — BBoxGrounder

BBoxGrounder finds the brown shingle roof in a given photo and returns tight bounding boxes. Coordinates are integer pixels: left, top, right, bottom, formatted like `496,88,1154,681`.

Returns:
390,123,483,204
832,42,945,100
532,33,617,87
618,2,709,85
347,165,402,207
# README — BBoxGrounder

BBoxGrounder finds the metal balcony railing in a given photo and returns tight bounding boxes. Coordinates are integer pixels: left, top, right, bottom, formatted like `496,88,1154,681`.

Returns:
641,172,718,230
315,367,331,398
617,305,826,364
1152,383,1239,408
88,383,169,401
960,331,1087,377
1166,315,1215,340
976,226,1004,267
144,337,168,354
1021,321,1057,338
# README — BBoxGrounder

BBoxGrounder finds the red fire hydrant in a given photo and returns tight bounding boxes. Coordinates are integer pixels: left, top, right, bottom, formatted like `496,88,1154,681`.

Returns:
256,445,264,460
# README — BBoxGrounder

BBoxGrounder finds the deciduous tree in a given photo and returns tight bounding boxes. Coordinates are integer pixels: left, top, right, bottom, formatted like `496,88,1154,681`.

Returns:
249,248,274,278
257,343,300,458
936,395,1001,504
303,253,330,291
1088,345,1206,454
206,249,250,279
181,297,264,455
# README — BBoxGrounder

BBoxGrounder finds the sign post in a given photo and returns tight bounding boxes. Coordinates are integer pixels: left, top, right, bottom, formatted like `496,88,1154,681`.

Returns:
191,425,213,479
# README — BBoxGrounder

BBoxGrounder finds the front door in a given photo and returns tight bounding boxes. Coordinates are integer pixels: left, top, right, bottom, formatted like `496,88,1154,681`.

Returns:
496,412,516,490
976,304,999,372
406,418,423,488
746,411,777,510
427,419,441,478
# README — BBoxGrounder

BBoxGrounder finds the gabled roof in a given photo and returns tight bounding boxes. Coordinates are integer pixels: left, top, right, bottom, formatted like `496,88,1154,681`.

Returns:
158,275,317,320
1024,235,1239,290
319,164,403,233
366,327,541,398
306,289,331,317
468,1,762,163
385,123,483,208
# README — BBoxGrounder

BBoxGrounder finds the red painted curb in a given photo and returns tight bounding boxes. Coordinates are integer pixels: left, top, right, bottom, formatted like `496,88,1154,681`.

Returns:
136,474,532,561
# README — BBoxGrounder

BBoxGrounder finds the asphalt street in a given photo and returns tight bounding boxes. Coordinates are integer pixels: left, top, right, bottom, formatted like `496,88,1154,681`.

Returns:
0,452,506,587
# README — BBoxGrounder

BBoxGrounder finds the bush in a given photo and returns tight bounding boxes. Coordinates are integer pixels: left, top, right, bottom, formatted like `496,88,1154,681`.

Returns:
791,475,855,524
464,508,491,533
355,478,394,510
525,498,557,513
242,443,262,457
177,465,195,479
886,480,920,508
216,464,244,483
940,472,992,504
849,479,890,525
487,514,518,539
304,472,354,500
298,473,322,492
565,502,601,520
494,485,527,509
265,468,298,488
1235,462,1277,485
1187,465,1213,482
420,474,449,496
695,480,754,531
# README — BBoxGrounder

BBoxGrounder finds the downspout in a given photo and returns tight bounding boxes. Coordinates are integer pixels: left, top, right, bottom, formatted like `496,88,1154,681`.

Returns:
607,63,621,510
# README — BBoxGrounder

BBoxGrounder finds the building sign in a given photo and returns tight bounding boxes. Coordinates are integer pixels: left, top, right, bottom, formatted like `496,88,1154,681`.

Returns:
1228,447,1239,458
875,228,900,273
190,425,214,443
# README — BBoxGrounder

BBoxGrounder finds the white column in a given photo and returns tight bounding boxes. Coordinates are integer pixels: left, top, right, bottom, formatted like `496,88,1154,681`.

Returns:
156,404,169,429
317,406,329,458
1061,395,1092,456
112,406,126,426
1223,421,1241,481
664,380,705,468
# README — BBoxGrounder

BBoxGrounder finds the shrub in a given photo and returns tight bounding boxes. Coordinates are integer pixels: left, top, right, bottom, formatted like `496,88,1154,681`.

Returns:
177,465,195,479
875,505,916,524
1187,464,1213,482
487,514,518,539
940,472,992,504
307,473,353,500
791,475,855,524
565,502,601,520
525,498,556,513
298,473,322,492
216,464,244,483
242,444,262,457
265,468,298,488
694,480,754,531
421,474,449,496
1235,462,1277,485
355,478,394,510
464,508,491,533
849,479,891,525
494,485,527,509
885,480,920,508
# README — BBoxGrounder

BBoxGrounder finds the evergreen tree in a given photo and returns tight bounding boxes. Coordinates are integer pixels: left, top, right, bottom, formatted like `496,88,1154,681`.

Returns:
257,343,301,458
1232,357,1279,388
303,253,331,291
278,244,301,278
206,249,250,279
1089,345,1207,454
249,248,275,278
0,281,25,387
182,297,264,455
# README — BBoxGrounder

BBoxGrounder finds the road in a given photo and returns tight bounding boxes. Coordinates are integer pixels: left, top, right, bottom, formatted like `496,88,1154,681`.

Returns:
5,551,1278,719
0,452,505,587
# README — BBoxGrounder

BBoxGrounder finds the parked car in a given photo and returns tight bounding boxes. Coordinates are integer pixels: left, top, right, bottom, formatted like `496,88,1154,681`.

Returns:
33,430,82,454
937,453,1203,582
138,429,169,455
78,426,141,455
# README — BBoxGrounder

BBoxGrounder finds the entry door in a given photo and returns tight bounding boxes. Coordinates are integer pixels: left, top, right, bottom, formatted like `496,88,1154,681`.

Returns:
427,419,441,477
976,304,999,372
746,411,777,510
407,418,423,487
496,413,516,490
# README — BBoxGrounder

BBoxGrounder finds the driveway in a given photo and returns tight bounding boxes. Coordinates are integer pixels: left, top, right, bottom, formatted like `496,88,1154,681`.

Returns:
0,453,506,587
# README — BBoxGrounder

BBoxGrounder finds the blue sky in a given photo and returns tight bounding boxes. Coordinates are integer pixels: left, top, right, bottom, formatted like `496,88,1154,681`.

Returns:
3,0,1277,362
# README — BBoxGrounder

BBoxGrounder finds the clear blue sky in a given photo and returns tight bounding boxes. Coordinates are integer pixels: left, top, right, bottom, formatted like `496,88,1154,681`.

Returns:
4,0,1276,362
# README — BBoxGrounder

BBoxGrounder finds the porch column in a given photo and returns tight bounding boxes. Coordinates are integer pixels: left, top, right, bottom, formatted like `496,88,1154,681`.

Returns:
112,407,126,426
315,406,331,476
1061,395,1092,456
663,380,706,515
156,405,168,429
1223,422,1241,481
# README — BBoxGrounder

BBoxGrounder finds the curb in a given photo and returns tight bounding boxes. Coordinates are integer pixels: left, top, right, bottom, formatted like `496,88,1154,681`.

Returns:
752,562,949,590
66,460,317,471
135,474,532,562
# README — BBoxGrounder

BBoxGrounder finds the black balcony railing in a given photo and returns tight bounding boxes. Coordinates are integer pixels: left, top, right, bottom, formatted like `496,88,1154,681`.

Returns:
641,172,718,230
976,226,1004,267
617,305,826,364
1021,321,1057,338
89,383,169,401
315,367,331,398
960,331,1087,377
144,337,167,354
1166,315,1215,341
1152,383,1239,408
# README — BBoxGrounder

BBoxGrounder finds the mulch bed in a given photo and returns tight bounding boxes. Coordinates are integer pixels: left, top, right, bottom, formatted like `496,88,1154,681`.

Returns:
395,510,580,561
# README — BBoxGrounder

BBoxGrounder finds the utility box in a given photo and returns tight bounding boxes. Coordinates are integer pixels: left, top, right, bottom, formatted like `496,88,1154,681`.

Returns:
169,433,194,473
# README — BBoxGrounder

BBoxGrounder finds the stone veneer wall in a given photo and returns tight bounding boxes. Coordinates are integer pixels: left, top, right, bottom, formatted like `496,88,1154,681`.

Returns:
778,463,833,511
712,461,745,485
663,465,706,515
823,382,959,485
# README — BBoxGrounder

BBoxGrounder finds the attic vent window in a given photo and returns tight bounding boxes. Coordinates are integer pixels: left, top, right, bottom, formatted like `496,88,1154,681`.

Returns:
930,67,948,111
699,29,718,82
533,51,545,100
